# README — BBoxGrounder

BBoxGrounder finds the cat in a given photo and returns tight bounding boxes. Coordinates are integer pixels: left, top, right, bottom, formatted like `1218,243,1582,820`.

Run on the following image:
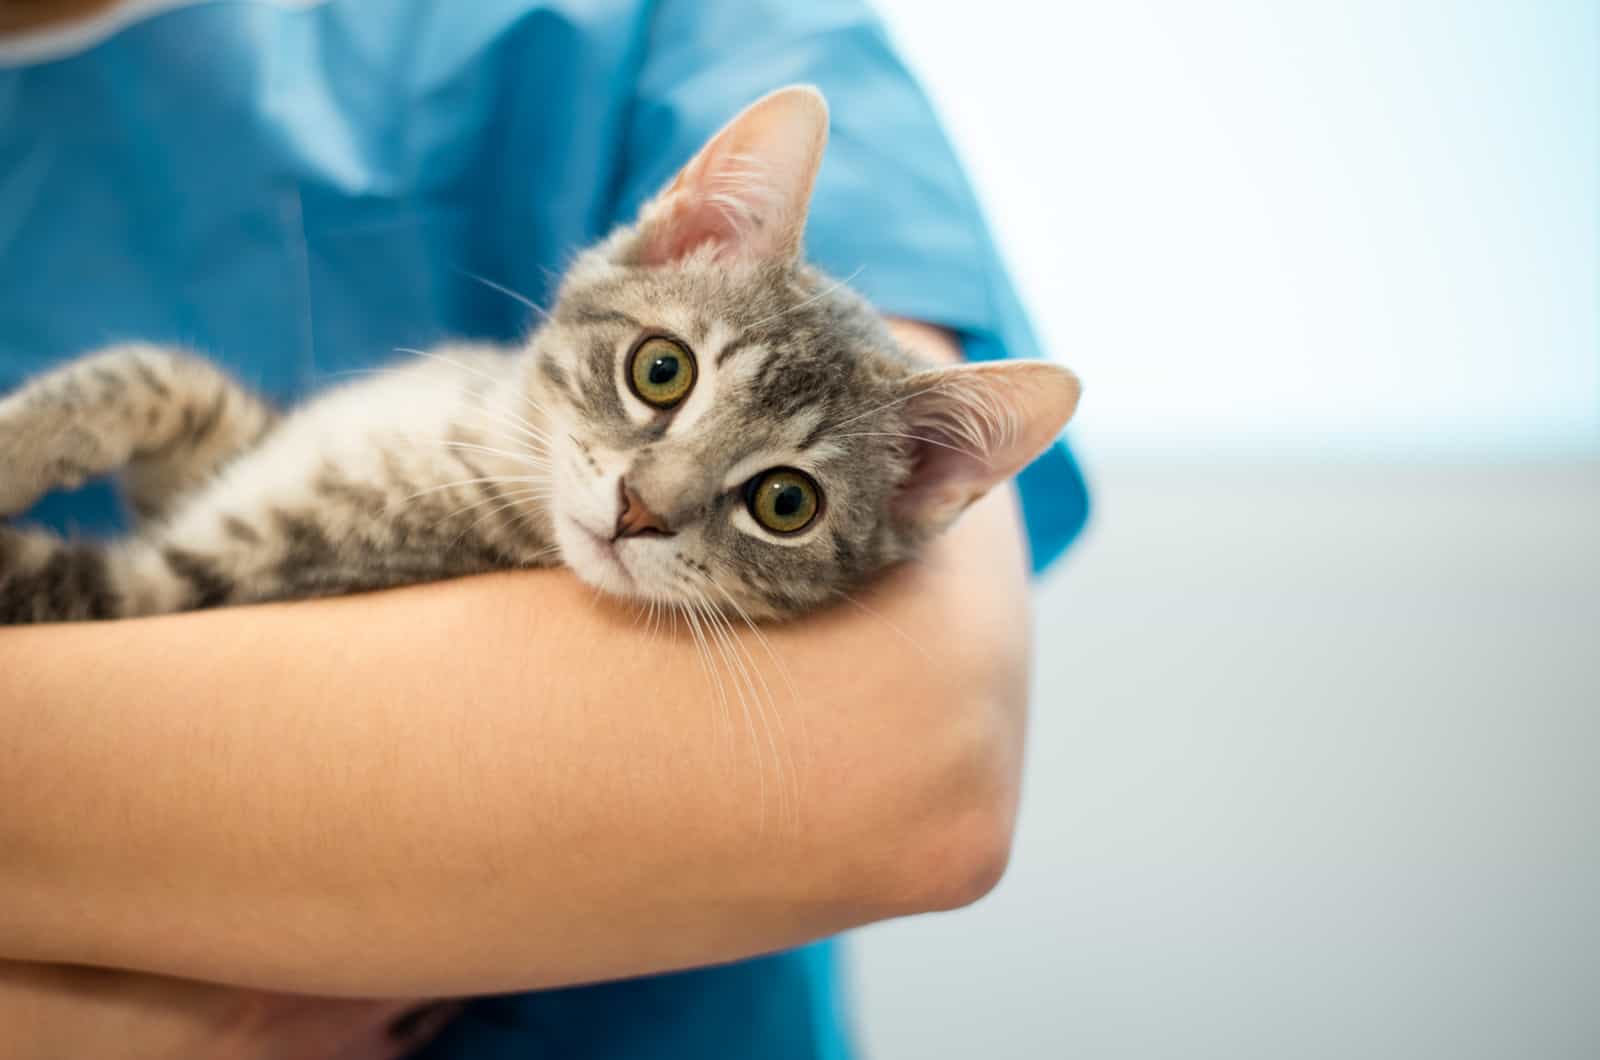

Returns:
0,85,1079,626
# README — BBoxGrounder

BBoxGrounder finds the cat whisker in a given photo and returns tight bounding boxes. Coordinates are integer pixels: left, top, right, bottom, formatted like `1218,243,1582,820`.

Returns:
696,575,807,790
386,432,550,481
439,439,551,470
824,379,950,433
473,404,556,451
404,474,547,503
690,577,791,735
470,391,557,441
678,597,737,776
436,485,552,526
833,430,985,458
394,346,554,424
646,596,667,647
470,397,560,441
742,265,864,334
445,487,552,548
834,590,935,664
505,542,564,568
450,266,552,322
689,591,767,829
717,599,800,836
836,374,1020,456
433,481,550,526
312,366,402,382
696,575,805,835
315,355,555,446
683,578,792,834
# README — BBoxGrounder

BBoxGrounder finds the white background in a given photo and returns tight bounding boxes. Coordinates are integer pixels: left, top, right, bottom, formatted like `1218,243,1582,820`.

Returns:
852,3,1599,1058
874,0,1596,460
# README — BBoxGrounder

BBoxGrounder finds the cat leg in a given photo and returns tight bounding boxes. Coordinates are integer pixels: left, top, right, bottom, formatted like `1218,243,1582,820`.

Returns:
0,524,126,622
0,521,211,623
0,344,277,521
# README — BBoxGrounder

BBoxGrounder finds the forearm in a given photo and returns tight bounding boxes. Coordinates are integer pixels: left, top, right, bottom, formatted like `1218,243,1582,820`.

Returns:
0,323,1035,997
0,494,1026,995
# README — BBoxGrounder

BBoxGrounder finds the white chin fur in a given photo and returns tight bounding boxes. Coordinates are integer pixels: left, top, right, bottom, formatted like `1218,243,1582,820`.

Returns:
551,514,637,597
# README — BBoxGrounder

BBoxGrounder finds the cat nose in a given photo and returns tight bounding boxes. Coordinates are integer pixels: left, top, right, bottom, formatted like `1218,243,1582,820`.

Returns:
613,477,674,539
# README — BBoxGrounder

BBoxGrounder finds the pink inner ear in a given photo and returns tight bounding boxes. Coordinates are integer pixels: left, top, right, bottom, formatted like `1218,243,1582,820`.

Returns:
891,434,995,528
636,192,746,266
631,86,828,267
890,361,1083,534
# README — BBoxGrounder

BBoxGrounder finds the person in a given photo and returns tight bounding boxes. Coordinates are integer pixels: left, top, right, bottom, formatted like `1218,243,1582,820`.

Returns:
0,0,1089,1056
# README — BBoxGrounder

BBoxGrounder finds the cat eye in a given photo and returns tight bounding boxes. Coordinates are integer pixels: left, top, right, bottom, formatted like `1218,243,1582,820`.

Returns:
627,335,697,410
744,468,821,535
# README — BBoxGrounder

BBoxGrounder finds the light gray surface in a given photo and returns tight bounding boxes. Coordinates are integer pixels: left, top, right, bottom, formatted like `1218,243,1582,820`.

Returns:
851,459,1600,1059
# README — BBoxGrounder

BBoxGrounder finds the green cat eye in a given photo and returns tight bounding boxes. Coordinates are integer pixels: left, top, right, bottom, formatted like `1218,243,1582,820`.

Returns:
627,335,696,410
744,468,821,535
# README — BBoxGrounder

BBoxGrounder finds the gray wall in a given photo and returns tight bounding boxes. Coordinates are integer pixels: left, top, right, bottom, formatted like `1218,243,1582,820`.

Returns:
851,459,1599,1059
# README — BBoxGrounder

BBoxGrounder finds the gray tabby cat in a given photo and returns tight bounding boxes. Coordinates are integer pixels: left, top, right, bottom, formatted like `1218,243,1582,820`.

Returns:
0,86,1079,626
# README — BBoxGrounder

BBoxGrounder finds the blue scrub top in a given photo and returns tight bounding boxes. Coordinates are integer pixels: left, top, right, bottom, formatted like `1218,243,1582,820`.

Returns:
0,1,1089,1056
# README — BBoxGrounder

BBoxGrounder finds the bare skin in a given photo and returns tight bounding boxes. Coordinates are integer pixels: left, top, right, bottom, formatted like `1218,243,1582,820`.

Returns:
0,323,1037,1050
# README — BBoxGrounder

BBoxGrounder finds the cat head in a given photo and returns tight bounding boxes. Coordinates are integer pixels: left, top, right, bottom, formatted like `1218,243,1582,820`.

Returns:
526,86,1079,619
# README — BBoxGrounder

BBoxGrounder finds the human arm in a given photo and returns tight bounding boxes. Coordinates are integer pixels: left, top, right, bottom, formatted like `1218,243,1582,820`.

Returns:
0,322,1034,998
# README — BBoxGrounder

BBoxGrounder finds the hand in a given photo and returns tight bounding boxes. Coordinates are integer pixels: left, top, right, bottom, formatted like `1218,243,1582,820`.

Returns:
0,960,457,1060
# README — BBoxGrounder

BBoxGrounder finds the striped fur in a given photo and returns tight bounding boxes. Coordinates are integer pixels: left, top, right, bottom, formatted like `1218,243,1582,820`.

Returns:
0,87,1079,625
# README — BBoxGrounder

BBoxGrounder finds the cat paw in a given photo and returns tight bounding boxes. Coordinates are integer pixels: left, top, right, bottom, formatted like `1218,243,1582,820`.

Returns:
0,470,49,517
0,420,82,515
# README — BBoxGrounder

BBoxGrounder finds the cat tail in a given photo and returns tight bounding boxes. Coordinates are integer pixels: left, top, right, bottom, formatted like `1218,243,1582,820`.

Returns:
0,524,142,623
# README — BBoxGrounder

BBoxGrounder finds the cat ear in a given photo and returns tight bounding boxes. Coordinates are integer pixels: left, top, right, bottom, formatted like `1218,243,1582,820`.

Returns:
892,361,1082,535
630,85,828,267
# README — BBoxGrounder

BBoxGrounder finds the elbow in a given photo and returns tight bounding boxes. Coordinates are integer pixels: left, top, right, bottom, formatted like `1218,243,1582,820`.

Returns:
876,683,1028,916
905,798,1018,913
809,563,1033,920
909,634,1030,912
